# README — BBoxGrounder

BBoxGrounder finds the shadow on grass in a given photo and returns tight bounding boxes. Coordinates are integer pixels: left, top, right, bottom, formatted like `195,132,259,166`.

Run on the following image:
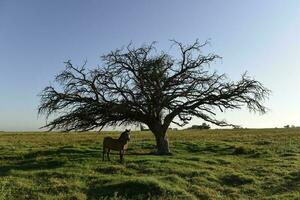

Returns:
0,159,65,176
280,171,300,192
22,147,100,160
127,152,173,156
0,146,100,176
265,171,300,195
175,142,234,154
86,176,190,199
127,152,153,156
86,179,164,199
220,173,254,186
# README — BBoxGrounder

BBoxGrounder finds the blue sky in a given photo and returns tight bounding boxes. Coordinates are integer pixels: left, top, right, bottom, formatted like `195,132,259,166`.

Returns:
0,0,300,131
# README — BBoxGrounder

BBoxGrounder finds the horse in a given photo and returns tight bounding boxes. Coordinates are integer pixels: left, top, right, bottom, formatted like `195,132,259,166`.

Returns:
102,129,131,163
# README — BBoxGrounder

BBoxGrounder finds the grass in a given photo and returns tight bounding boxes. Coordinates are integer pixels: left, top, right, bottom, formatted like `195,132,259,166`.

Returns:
0,128,300,199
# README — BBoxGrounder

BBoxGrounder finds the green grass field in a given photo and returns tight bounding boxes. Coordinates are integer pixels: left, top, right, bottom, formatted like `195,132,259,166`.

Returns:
0,128,300,199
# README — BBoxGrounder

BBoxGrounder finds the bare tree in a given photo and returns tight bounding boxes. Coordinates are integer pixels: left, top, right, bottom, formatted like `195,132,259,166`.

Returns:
38,40,270,154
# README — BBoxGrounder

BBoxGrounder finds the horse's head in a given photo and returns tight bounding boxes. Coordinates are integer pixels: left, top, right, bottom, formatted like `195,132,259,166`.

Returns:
120,129,131,142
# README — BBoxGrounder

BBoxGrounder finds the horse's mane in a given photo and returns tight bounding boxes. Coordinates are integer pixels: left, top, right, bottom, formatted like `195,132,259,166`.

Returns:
118,130,129,140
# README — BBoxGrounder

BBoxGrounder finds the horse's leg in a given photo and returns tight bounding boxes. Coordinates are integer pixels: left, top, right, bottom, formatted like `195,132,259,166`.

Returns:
107,149,111,161
102,148,106,161
119,150,123,163
120,150,125,163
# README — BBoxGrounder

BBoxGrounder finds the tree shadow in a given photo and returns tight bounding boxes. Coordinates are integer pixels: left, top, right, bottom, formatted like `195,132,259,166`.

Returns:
0,159,65,176
86,179,162,199
281,171,300,192
126,152,157,156
0,146,100,177
220,174,254,186
175,142,234,154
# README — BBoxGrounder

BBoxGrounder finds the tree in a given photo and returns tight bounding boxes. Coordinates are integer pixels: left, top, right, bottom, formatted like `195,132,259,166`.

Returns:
284,125,290,128
38,40,270,155
201,123,210,129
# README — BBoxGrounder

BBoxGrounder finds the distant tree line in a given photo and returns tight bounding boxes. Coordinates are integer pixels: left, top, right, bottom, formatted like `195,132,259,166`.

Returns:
284,125,299,128
140,124,178,131
187,123,211,130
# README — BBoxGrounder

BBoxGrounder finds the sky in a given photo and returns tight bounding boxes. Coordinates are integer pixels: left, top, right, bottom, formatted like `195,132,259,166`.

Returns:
0,0,300,131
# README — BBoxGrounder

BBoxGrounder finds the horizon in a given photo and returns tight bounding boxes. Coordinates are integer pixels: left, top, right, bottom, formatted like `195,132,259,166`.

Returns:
1,0,300,131
1,127,300,133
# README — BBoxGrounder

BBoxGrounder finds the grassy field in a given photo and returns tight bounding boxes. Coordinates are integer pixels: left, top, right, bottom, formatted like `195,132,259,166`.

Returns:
0,128,300,200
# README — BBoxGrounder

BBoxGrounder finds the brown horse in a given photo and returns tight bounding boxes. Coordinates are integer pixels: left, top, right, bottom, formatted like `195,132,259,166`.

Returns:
102,129,131,162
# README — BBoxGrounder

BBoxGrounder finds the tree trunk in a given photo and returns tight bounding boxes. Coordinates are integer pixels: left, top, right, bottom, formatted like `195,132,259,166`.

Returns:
154,134,171,155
